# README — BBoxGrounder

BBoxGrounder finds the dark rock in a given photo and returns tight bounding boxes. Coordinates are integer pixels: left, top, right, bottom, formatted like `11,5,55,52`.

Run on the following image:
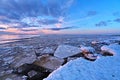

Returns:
80,46,95,53
28,72,50,80
84,54,98,61
13,64,32,75
28,70,37,78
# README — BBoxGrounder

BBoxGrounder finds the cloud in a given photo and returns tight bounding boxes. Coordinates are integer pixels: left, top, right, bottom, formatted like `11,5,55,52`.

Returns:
87,11,97,16
0,31,16,35
20,29,38,32
95,21,107,27
43,26,77,31
0,0,74,20
0,0,45,19
0,0,75,30
0,18,11,24
114,18,120,23
0,27,6,30
113,12,120,17
36,18,59,25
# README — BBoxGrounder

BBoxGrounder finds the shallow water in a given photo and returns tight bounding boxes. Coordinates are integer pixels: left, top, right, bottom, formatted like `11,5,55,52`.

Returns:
0,34,39,44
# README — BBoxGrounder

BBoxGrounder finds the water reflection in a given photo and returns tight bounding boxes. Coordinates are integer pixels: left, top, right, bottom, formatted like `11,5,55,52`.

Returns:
0,34,39,44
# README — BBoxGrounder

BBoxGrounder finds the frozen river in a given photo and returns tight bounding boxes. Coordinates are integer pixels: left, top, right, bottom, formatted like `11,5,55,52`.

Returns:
0,34,39,44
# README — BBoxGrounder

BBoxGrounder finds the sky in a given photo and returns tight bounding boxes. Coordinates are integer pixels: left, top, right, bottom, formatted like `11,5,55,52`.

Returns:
0,0,120,35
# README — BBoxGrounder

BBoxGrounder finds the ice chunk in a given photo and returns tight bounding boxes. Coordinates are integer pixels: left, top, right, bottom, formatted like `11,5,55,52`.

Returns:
54,45,82,58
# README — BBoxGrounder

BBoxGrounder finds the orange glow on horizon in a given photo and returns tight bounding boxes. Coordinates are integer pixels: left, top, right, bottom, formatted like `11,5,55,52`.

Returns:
41,29,59,34
6,28,21,33
1,35,19,40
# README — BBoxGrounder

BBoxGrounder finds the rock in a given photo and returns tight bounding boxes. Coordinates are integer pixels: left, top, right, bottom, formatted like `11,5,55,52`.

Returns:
84,54,98,61
28,70,38,78
54,45,82,58
80,46,97,61
91,41,100,45
80,46,95,53
91,40,110,45
101,44,120,56
28,72,50,80
41,47,54,55
13,64,32,74
101,40,111,45
33,55,64,71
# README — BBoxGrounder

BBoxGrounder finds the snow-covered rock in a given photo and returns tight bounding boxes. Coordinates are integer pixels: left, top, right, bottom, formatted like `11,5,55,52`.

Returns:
91,41,100,45
33,55,64,71
54,45,82,58
101,44,120,55
44,48,120,80
91,40,111,45
80,46,95,53
84,54,98,61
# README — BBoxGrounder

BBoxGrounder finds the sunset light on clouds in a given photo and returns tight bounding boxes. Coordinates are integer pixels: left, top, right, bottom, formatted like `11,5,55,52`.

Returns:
0,0,120,36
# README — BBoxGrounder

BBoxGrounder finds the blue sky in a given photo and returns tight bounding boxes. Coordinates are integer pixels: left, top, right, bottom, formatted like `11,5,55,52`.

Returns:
0,0,120,35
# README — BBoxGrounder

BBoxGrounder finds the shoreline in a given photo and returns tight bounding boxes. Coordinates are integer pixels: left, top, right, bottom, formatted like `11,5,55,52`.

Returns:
0,34,119,44
0,34,120,80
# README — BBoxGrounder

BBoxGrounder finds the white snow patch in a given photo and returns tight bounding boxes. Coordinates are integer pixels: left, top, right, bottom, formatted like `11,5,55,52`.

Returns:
44,44,120,80
101,44,120,55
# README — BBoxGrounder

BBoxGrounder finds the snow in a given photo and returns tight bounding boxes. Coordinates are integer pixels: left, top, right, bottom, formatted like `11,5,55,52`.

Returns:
44,44,120,80
80,46,95,53
101,43,120,55
91,41,100,45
